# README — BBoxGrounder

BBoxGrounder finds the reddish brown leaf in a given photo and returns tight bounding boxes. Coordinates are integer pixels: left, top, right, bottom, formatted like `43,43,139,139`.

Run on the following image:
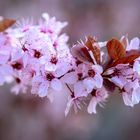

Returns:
110,54,140,67
85,36,101,64
71,43,93,63
107,38,126,60
0,18,16,32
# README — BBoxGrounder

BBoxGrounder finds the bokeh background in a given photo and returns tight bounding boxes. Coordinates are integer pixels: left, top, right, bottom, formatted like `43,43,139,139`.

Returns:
0,0,140,140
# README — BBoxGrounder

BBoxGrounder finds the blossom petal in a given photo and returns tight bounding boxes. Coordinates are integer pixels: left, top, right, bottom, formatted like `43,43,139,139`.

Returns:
51,78,62,91
74,81,87,97
94,74,103,88
61,72,78,84
87,97,98,114
65,97,73,116
111,76,126,89
127,37,139,51
122,92,133,107
83,78,95,93
38,83,49,97
92,65,103,73
133,60,140,75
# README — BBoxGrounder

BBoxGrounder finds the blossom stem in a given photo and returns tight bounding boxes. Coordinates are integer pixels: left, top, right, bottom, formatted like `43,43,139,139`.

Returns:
66,84,74,97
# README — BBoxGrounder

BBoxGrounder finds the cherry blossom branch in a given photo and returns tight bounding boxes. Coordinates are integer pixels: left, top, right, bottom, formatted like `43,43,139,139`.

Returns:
0,13,140,116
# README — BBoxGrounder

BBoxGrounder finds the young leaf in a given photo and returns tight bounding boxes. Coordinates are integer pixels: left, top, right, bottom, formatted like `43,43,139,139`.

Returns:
110,54,140,67
71,43,94,63
85,36,101,64
0,18,16,32
107,38,126,60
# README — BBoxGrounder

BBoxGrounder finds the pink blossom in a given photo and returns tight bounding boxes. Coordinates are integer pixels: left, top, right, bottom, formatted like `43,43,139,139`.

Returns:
105,64,134,89
65,95,86,116
104,59,140,107
87,87,108,114
0,34,13,85
31,68,62,98
122,79,140,107
40,13,68,35
62,62,103,97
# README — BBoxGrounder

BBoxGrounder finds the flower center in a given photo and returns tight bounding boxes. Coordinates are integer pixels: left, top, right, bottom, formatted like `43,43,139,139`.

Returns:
88,69,95,77
34,50,41,58
53,42,57,48
112,69,122,77
46,73,55,81
50,57,58,64
78,73,83,80
22,46,28,52
12,62,23,70
15,77,21,83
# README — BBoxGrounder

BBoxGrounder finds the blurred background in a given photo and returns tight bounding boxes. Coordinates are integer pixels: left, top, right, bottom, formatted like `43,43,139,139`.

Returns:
1,0,140,140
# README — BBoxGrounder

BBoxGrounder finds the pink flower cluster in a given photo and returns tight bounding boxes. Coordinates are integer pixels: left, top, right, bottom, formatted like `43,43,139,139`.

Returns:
0,13,140,116
104,37,140,107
